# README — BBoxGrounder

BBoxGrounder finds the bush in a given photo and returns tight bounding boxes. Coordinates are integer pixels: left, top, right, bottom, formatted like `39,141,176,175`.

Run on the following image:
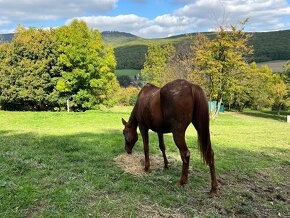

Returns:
117,75,133,87
115,87,140,106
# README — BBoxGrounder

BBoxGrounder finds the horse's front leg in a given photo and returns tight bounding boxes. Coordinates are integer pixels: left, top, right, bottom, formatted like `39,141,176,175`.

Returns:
158,133,168,169
173,131,190,186
139,125,150,171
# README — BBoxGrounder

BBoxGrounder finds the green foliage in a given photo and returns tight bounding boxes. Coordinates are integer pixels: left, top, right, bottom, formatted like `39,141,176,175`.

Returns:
282,61,290,84
55,20,119,110
3,29,290,71
102,31,141,47
271,74,290,114
0,20,119,111
226,64,274,111
141,43,175,86
191,20,253,116
114,87,140,106
250,30,290,62
117,75,133,87
0,26,61,110
114,45,147,69
99,30,290,70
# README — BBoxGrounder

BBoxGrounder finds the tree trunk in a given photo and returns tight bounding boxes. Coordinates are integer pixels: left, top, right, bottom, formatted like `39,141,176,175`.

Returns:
278,104,281,115
212,97,222,120
67,99,70,112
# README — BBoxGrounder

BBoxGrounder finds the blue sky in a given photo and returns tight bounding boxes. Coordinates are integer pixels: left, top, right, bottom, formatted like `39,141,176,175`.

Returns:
1,0,290,38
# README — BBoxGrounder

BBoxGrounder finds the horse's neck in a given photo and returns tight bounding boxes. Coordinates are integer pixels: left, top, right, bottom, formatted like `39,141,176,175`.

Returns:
128,105,138,129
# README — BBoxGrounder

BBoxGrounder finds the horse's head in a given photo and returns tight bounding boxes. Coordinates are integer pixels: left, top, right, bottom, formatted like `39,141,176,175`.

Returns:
122,118,138,154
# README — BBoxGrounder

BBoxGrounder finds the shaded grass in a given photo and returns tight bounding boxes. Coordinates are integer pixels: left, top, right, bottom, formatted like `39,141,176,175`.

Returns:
0,109,289,217
241,108,289,122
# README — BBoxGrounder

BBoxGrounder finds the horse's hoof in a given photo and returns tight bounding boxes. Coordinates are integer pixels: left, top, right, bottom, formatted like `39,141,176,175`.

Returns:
164,165,169,170
209,189,218,197
179,180,187,187
144,166,150,172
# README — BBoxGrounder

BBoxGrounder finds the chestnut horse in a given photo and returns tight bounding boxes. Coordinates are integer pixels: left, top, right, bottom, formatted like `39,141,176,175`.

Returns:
122,79,218,195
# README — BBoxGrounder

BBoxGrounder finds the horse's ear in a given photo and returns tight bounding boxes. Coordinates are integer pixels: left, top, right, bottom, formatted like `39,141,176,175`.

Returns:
122,118,128,126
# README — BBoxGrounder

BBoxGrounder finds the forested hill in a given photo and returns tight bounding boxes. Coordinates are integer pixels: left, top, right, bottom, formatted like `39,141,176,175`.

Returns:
101,29,290,69
1,30,290,69
0,33,14,43
101,31,142,46
250,30,290,62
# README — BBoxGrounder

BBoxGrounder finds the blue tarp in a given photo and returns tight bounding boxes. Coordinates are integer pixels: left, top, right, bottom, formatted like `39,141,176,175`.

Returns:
208,101,224,112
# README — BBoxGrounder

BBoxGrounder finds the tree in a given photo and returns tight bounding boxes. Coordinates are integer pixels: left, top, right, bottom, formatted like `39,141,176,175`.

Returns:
0,26,61,110
282,61,290,84
141,43,175,86
271,74,290,114
192,20,253,117
167,42,205,84
55,20,119,111
249,65,275,110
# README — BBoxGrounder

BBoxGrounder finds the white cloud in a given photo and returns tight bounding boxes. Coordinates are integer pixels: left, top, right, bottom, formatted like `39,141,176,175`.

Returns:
175,0,290,32
154,14,193,27
66,14,195,38
66,14,149,32
0,0,117,22
0,20,11,26
67,0,290,38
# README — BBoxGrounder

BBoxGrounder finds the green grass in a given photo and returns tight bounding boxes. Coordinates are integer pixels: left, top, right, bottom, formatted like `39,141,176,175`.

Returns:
0,108,289,217
115,69,140,76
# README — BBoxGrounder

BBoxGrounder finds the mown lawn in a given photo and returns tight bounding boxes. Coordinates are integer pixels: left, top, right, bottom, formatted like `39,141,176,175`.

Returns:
0,108,289,217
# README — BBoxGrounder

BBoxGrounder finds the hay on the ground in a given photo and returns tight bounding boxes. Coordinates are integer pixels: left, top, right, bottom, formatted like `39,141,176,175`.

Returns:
114,153,179,176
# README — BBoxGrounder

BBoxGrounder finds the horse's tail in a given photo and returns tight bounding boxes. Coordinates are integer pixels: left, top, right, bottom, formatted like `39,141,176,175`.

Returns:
192,85,214,165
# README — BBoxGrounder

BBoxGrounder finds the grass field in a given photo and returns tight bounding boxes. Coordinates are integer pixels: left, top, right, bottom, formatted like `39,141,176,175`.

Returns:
0,108,289,217
115,69,140,77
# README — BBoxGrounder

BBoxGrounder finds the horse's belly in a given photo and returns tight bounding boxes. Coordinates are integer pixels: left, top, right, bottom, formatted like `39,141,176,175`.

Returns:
149,121,171,133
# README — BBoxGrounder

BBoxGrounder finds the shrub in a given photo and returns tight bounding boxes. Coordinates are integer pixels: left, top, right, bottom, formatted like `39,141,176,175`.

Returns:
115,87,140,106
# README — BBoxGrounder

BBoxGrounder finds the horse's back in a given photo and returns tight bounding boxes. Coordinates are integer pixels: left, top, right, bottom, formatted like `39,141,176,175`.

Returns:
160,79,197,130
135,80,204,132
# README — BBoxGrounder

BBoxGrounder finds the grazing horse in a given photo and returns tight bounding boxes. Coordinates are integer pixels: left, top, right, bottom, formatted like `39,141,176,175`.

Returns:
122,79,218,195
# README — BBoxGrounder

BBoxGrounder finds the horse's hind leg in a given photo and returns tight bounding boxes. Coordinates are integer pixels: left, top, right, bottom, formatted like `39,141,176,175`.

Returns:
158,133,168,169
209,153,218,196
172,131,190,186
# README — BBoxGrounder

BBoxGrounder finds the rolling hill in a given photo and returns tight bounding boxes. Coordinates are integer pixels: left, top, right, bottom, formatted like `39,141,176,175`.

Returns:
1,30,290,71
101,30,290,70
